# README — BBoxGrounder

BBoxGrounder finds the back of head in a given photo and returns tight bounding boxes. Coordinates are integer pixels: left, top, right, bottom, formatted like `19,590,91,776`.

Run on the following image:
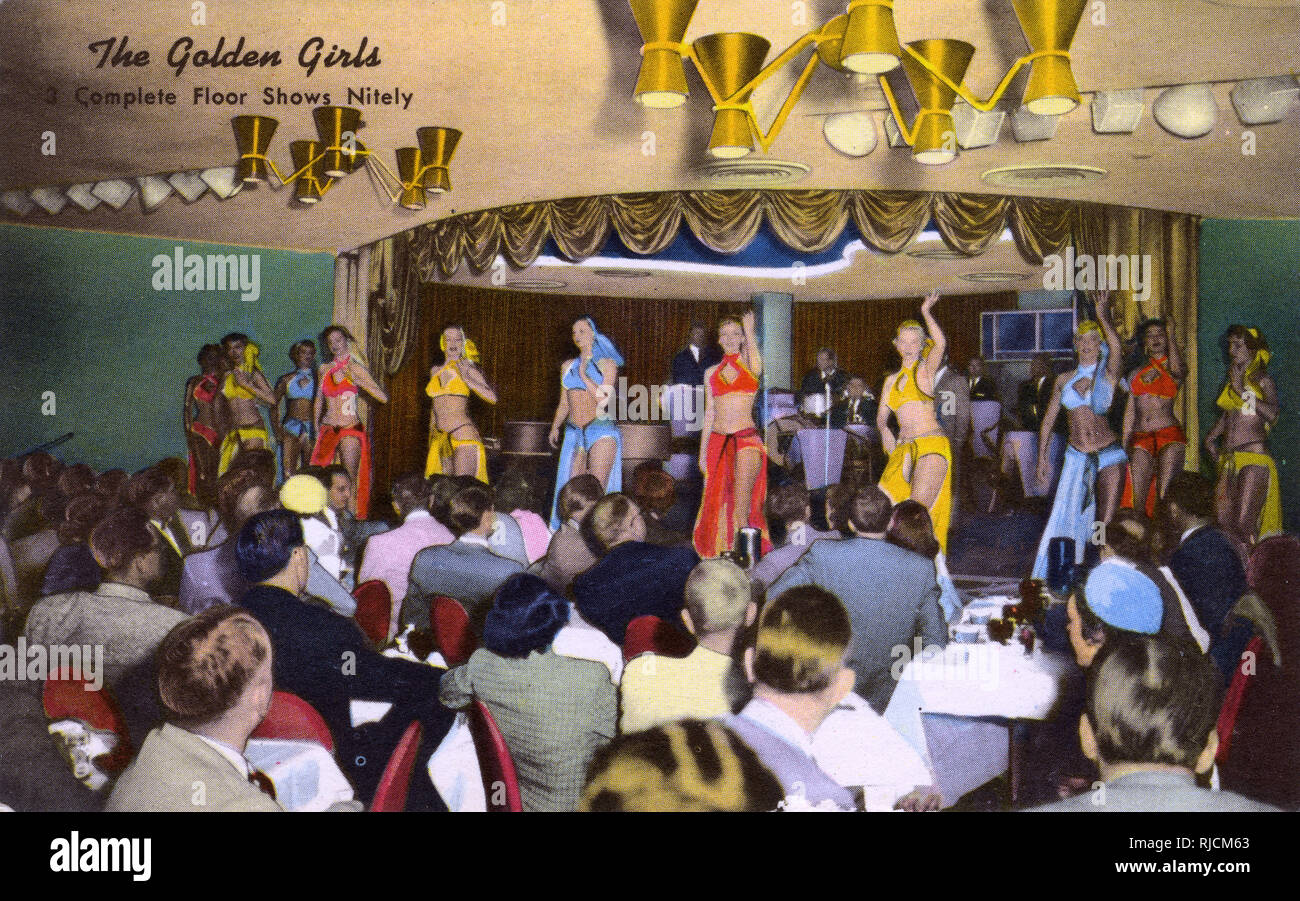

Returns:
426,474,460,525
93,469,129,503
753,585,851,694
849,485,894,537
581,719,783,812
582,493,638,555
766,481,810,531
216,467,264,528
89,507,156,574
235,509,304,583
1106,509,1152,565
58,492,110,546
684,558,750,635
494,467,540,516
157,605,271,729
447,484,492,538
483,573,571,658
631,466,675,516
1160,470,1215,524
885,499,938,558
123,465,172,512
22,452,62,491
390,471,432,516
1086,636,1221,770
1077,560,1164,640
56,463,96,499
557,473,604,524
228,448,276,489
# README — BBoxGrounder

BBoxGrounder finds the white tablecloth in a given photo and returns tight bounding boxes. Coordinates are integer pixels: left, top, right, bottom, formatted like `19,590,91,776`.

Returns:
245,738,355,812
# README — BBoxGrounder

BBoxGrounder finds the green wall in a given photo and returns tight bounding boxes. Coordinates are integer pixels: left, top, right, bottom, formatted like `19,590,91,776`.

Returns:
0,224,335,473
1198,219,1300,533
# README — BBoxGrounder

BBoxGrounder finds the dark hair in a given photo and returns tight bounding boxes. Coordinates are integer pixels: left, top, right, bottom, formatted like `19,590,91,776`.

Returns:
1085,636,1222,769
228,448,277,489
427,474,461,525
495,467,541,515
849,485,894,536
631,466,676,516
221,332,251,348
216,467,265,528
766,482,810,531
89,508,157,573
56,463,96,499
557,473,604,524
1106,509,1152,565
320,463,350,490
93,469,129,502
198,343,224,370
824,481,857,534
886,500,939,559
289,339,316,362
1224,324,1268,358
1160,470,1216,522
391,471,431,511
22,452,62,490
482,573,571,658
235,509,304,583
319,324,355,361
123,466,173,511
753,585,851,694
157,605,271,727
58,492,110,546
447,484,493,537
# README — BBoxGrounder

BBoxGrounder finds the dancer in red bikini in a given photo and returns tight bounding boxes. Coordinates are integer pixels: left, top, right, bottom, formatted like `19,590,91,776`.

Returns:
184,344,227,503
1121,318,1187,515
694,310,771,559
310,325,387,519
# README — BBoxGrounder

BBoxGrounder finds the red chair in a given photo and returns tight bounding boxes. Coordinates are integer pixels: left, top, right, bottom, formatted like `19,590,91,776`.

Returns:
42,670,133,773
431,595,477,666
250,691,335,753
467,699,523,812
622,615,697,663
1216,635,1265,765
353,579,393,647
370,720,423,812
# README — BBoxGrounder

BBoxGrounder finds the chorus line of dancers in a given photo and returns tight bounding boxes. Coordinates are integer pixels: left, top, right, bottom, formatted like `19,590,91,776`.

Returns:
185,298,1282,573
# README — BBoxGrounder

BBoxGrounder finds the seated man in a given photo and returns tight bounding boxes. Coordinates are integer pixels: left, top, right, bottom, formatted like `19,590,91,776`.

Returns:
570,494,700,645
726,585,858,810
770,486,944,714
399,483,523,635
1030,636,1279,811
439,574,617,812
538,474,603,594
620,558,754,733
237,510,454,809
750,481,837,589
107,606,284,812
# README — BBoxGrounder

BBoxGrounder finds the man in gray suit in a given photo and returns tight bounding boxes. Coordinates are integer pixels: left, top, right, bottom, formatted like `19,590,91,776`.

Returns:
400,483,523,634
769,486,945,715
1030,636,1279,812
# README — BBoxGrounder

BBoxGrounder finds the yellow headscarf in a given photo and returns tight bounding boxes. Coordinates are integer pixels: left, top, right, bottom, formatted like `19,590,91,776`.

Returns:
897,320,935,360
440,328,480,364
240,342,263,374
1217,326,1272,414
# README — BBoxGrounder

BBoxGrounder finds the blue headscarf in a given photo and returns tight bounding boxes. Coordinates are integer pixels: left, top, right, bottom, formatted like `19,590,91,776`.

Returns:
583,316,624,367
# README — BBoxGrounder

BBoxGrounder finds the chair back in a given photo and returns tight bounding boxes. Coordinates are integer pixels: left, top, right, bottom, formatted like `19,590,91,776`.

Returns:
432,595,477,666
1216,635,1265,765
250,690,335,753
467,699,523,812
370,720,423,812
42,670,133,772
352,579,393,647
970,400,1002,458
623,615,697,663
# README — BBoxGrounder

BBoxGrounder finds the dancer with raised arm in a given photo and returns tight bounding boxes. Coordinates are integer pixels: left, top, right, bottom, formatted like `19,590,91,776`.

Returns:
1205,325,1281,545
274,340,318,481
426,325,497,483
548,316,623,529
217,333,277,478
185,344,227,501
876,292,954,552
310,325,387,520
1120,318,1186,515
1031,292,1125,579
693,310,770,559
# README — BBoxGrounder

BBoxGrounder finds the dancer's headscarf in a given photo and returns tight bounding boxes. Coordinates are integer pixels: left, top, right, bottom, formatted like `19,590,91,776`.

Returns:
440,327,481,364
584,316,624,367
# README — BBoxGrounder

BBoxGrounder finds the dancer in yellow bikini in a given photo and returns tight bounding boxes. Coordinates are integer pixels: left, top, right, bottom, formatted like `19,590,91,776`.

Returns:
876,292,953,552
217,333,277,476
1205,325,1281,545
426,325,497,483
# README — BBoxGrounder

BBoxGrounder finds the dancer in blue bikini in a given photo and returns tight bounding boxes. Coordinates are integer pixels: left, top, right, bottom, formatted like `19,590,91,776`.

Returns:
548,316,623,529
274,339,318,480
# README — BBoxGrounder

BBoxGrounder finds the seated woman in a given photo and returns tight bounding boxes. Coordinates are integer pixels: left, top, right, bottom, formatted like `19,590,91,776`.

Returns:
217,333,277,478
694,310,770,559
1120,318,1187,515
886,500,960,624
310,325,388,520
548,316,623,529
538,473,604,594
1032,292,1125,580
1205,325,1281,546
426,325,497,484
274,340,318,481
876,292,953,552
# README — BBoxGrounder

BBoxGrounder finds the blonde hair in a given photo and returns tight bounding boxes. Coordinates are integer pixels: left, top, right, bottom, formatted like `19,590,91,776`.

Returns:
1074,320,1102,342
581,493,639,554
753,586,851,694
684,558,751,634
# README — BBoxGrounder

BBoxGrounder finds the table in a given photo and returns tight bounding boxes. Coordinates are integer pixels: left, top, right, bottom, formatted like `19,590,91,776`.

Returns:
245,738,356,811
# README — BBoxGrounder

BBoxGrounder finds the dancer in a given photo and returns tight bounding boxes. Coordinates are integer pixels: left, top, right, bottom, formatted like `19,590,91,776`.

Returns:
1032,292,1125,579
1205,325,1281,545
184,344,227,501
548,316,623,529
274,340,318,481
217,333,276,478
426,325,497,483
876,291,953,552
311,325,387,520
1120,318,1186,515
693,310,770,559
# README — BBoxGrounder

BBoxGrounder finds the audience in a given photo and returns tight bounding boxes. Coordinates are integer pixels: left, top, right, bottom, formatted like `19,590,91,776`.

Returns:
538,473,603,594
494,467,553,564
1101,508,1208,650
1030,636,1279,811
439,573,617,812
123,464,191,600
571,494,700,645
40,491,109,596
887,499,961,623
179,475,276,615
630,464,689,547
750,482,836,589
620,558,753,732
284,473,346,583
1066,560,1164,669
770,486,944,714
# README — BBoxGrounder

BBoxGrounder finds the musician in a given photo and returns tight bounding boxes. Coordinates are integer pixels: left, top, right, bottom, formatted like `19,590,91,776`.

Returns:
844,376,877,427
799,347,850,427
1017,353,1059,434
967,358,998,402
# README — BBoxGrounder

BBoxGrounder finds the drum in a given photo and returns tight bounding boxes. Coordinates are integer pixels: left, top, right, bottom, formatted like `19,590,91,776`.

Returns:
800,392,829,418
500,421,552,457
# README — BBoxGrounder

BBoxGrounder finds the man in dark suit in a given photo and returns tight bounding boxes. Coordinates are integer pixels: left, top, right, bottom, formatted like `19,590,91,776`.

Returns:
669,321,722,388
400,483,524,634
769,486,945,714
967,357,998,402
1017,353,1059,433
237,510,454,809
799,347,850,426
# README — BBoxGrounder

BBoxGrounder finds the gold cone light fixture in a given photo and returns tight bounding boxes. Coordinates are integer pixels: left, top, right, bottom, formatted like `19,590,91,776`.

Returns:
898,39,974,164
289,140,326,205
692,32,771,159
840,0,901,74
1013,0,1088,115
630,0,700,108
395,147,426,210
417,127,461,193
233,115,278,184
313,106,364,177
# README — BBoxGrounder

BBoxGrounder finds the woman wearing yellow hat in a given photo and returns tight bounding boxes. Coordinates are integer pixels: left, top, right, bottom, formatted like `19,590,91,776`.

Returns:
425,325,497,483
1205,325,1281,544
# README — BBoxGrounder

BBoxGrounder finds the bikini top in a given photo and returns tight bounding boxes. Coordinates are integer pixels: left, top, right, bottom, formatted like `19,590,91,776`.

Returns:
285,368,316,400
427,362,470,399
562,357,606,391
1061,363,1115,412
321,357,358,398
885,362,933,413
1129,357,1178,399
709,354,759,396
193,374,220,404
223,371,255,402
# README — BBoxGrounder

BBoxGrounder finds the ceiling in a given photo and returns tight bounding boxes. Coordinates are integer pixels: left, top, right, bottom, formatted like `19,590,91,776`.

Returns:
2,0,1298,301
